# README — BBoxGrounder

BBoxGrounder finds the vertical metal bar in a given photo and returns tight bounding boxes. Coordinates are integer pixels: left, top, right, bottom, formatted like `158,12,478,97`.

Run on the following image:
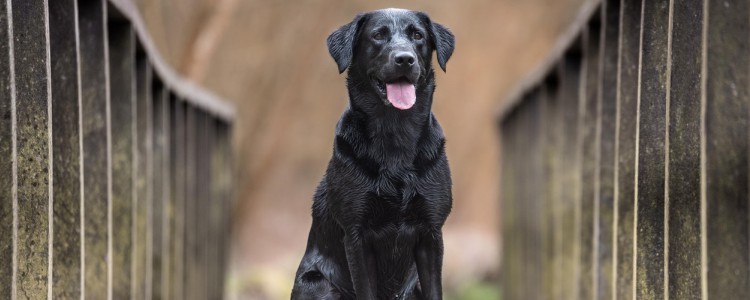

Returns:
170,98,185,300
49,0,82,298
133,53,152,300
108,18,135,300
150,81,165,300
0,0,12,297
614,0,641,299
580,13,601,300
78,0,111,297
703,0,750,298
666,0,703,298
10,0,51,297
597,1,620,298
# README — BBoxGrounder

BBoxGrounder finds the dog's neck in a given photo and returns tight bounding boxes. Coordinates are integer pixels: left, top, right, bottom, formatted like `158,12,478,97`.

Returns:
344,69,436,166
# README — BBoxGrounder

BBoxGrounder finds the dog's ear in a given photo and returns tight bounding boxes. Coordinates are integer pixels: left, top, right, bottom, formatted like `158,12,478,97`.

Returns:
327,14,366,74
418,13,455,72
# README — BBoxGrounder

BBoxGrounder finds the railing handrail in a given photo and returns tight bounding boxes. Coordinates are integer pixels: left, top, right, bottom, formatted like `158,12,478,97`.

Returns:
108,0,235,122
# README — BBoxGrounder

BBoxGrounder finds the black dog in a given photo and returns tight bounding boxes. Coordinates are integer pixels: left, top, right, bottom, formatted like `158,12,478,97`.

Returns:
291,8,454,300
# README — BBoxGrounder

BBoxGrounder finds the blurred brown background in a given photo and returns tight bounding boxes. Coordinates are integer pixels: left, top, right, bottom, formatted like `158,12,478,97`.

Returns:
132,0,585,298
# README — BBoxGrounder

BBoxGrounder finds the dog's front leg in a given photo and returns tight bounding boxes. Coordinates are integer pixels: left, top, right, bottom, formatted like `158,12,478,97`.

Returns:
415,232,444,300
344,232,376,300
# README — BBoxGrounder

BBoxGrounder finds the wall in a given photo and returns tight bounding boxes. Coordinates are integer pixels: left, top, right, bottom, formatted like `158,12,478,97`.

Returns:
500,0,750,299
0,0,233,299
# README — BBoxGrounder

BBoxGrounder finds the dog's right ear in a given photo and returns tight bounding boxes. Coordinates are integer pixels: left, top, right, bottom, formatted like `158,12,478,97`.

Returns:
327,14,366,74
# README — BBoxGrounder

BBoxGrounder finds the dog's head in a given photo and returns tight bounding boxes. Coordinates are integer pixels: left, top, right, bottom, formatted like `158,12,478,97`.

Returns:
327,8,455,110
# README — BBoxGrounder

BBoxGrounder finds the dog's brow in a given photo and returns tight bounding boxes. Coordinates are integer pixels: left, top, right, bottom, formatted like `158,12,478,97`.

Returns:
380,8,405,32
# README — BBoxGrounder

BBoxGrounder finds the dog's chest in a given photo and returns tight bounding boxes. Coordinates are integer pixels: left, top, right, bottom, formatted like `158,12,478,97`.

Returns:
363,190,421,256
363,170,426,231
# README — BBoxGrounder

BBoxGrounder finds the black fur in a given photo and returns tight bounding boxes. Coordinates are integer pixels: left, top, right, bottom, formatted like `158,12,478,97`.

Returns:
292,8,455,300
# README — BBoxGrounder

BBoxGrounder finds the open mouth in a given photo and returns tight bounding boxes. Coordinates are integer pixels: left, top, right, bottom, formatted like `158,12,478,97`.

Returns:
372,76,416,110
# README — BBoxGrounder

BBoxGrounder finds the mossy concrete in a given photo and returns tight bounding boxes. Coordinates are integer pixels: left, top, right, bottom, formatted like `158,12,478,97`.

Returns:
79,0,111,297
133,57,152,300
13,0,51,298
596,1,619,298
635,1,669,299
705,0,750,298
150,85,167,300
667,0,703,298
49,0,82,298
615,1,641,299
109,22,136,300
184,106,200,300
542,75,561,300
559,47,582,300
0,0,13,298
579,15,601,299
500,110,520,300
169,100,186,300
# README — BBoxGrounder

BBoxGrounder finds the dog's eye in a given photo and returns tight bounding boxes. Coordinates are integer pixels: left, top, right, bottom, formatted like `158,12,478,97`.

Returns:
373,32,385,41
413,32,423,40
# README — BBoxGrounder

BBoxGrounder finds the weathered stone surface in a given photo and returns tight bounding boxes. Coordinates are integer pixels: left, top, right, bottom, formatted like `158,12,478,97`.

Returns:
596,1,619,298
109,21,135,300
150,82,165,300
184,106,199,300
636,1,669,299
79,0,111,297
133,55,153,300
0,1,234,298
579,14,601,300
0,0,13,298
170,99,186,300
667,0,703,299
215,121,232,300
501,0,750,299
196,112,210,300
515,96,535,299
615,0,641,299
13,0,51,297
559,44,582,300
527,90,545,300
500,108,521,300
49,0,82,298
542,73,561,300
705,0,750,298
210,119,223,299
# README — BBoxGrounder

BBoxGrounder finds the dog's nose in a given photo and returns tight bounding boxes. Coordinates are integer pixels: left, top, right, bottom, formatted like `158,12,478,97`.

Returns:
394,52,416,67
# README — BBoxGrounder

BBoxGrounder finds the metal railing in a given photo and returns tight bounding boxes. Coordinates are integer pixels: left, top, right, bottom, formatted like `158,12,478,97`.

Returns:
499,0,750,299
0,0,234,299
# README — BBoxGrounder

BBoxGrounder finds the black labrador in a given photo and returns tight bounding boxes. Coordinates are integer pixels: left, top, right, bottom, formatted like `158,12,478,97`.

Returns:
291,8,455,300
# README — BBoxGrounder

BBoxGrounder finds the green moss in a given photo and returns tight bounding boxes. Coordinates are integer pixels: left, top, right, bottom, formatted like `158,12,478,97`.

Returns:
447,281,501,300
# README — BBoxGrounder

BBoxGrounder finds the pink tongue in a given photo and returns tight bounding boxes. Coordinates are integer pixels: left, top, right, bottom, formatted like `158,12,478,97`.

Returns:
386,82,416,110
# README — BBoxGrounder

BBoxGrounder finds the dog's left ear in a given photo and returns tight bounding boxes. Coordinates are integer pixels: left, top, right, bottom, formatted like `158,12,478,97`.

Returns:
327,14,366,74
418,13,455,72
